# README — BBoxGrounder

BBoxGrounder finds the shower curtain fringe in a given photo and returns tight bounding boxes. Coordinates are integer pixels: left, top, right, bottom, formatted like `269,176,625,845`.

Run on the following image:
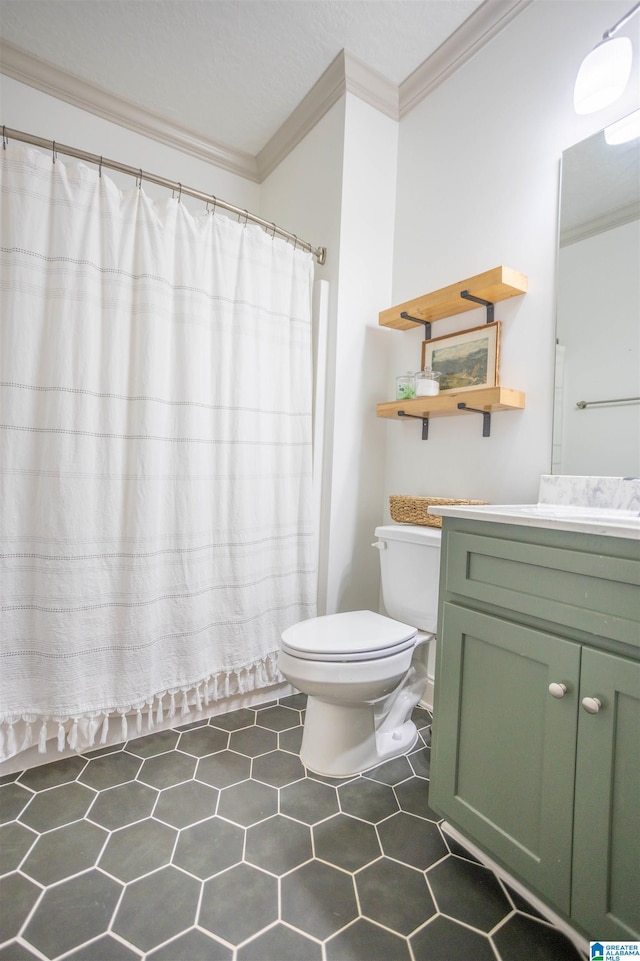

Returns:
0,651,285,761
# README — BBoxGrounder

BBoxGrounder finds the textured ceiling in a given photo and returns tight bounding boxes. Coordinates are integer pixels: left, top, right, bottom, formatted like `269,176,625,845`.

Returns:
0,0,484,155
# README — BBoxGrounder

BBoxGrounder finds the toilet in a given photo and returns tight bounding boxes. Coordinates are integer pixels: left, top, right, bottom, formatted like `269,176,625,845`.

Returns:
279,524,441,776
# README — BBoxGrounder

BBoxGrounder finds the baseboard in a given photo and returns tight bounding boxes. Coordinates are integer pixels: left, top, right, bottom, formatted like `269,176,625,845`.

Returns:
440,822,588,958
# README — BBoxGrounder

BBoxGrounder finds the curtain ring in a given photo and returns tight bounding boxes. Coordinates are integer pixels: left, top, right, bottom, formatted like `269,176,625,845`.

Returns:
137,169,143,189
177,183,182,203
270,223,277,239
211,195,217,215
52,140,57,164
293,236,298,250
2,126,7,150
239,209,249,226
98,156,103,178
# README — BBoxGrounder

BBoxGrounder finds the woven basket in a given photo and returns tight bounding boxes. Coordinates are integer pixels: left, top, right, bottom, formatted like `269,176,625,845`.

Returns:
389,495,488,528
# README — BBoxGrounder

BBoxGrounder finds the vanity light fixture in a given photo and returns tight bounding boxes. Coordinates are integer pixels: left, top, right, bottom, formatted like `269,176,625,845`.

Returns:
573,1,640,114
605,107,640,143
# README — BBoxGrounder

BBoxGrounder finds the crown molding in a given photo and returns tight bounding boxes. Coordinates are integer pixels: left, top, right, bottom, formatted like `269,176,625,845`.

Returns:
0,39,259,182
2,3,530,185
257,50,398,181
399,0,533,116
560,201,640,247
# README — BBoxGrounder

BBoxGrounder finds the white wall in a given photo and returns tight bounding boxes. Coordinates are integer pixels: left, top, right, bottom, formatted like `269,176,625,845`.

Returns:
385,0,640,509
1,76,259,212
262,94,398,614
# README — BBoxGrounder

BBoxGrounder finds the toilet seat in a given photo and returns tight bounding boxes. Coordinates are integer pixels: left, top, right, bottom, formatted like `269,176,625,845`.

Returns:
281,610,417,662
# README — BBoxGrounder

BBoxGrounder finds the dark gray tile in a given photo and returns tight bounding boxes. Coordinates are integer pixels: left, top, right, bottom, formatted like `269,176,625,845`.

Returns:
279,692,307,710
196,750,251,788
338,777,398,822
255,704,301,731
412,915,497,961
313,812,381,872
99,818,177,882
504,881,547,920
146,927,232,960
443,835,482,862
412,707,432,732
210,708,256,732
394,777,440,820
112,865,200,952
427,854,512,931
19,781,96,832
228,726,277,757
137,750,196,788
325,918,412,960
64,934,143,960
363,753,414,786
0,821,37,874
217,779,277,826
281,860,358,940
0,942,41,960
23,869,122,958
200,863,278,944
408,745,431,778
18,755,87,791
79,751,142,790
245,814,313,875
237,923,322,960
356,857,436,936
154,779,218,828
126,729,180,758
172,816,244,879
0,782,34,824
278,725,304,755
177,725,228,757
21,819,108,885
492,912,586,961
279,777,339,825
378,811,447,870
252,749,305,787
87,779,158,830
0,873,41,942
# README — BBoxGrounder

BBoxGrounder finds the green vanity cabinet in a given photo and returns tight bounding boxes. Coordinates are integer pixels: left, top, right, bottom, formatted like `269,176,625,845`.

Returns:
430,518,640,941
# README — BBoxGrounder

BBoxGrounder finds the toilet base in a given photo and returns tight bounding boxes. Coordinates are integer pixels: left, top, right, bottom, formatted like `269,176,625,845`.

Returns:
300,697,419,777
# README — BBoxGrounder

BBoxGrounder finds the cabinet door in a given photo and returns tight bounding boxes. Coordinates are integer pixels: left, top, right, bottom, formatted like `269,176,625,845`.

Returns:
572,648,640,939
431,603,581,912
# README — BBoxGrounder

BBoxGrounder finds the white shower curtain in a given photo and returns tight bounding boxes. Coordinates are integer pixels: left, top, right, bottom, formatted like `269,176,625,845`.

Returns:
0,143,317,760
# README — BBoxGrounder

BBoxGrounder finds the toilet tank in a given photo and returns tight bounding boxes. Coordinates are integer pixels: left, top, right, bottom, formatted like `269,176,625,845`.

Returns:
374,524,442,633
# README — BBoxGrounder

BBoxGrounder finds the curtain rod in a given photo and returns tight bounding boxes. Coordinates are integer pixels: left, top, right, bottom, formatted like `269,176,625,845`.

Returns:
2,126,327,266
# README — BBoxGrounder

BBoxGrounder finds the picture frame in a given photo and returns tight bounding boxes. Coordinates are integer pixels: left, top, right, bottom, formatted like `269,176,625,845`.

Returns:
421,321,501,393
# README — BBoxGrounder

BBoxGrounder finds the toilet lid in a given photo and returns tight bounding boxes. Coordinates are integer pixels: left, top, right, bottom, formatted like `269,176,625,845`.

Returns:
281,610,417,662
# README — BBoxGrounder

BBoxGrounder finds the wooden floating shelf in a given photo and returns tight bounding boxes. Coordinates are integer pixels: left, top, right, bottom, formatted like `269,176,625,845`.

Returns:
379,266,528,331
377,386,526,420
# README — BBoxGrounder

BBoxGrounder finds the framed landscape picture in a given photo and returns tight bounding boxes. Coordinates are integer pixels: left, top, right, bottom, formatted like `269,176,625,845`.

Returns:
421,321,500,393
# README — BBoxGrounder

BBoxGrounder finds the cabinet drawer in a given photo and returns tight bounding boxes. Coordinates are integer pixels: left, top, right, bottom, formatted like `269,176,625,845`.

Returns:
446,532,640,648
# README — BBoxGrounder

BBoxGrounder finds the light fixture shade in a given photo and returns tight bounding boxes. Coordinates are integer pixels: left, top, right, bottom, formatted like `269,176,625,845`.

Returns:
605,108,640,144
573,36,633,114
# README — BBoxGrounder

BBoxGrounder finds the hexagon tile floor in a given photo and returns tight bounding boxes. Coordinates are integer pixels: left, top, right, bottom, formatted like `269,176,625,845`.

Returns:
0,695,587,961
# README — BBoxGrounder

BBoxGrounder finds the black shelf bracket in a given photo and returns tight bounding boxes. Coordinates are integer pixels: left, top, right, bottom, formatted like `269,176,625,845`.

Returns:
400,311,432,340
460,290,494,324
397,410,429,440
457,403,491,437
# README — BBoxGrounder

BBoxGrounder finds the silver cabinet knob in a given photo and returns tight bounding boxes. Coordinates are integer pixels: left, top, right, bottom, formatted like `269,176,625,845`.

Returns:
549,682,567,698
581,696,602,714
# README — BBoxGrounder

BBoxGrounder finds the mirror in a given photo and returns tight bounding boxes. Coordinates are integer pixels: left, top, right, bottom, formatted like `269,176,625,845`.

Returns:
553,122,640,476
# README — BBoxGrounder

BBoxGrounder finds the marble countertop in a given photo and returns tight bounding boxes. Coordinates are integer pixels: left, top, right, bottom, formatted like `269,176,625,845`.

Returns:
428,502,640,539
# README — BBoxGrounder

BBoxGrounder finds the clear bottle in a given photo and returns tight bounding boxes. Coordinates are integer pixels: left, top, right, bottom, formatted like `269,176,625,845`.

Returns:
396,371,416,400
415,367,441,396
